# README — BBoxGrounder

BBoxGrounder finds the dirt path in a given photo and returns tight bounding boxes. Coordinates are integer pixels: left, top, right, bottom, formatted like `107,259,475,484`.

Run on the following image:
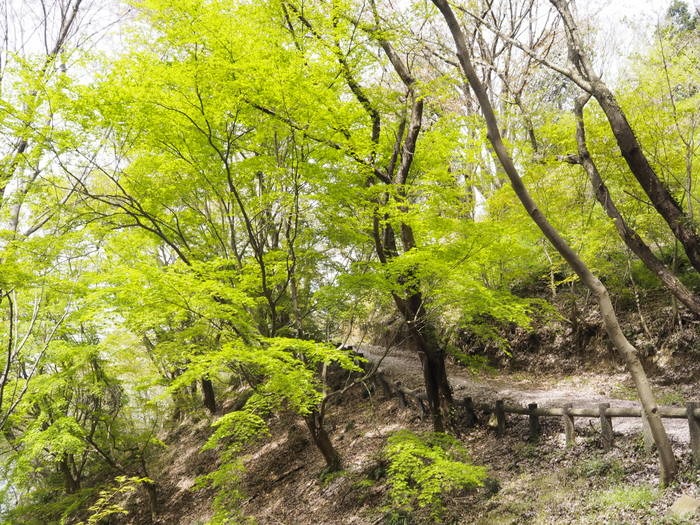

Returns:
359,344,693,443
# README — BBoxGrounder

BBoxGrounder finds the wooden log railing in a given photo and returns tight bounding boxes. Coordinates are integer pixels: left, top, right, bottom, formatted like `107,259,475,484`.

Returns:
474,402,697,419
459,397,700,466
370,374,700,468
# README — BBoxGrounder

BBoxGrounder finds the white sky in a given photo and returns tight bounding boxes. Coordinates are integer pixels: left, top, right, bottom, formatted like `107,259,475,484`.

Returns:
576,0,695,83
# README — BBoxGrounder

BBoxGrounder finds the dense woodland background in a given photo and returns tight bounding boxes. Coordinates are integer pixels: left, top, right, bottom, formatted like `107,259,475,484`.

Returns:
0,0,698,523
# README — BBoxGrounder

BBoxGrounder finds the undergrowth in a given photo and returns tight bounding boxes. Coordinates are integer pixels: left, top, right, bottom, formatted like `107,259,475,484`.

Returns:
383,430,487,522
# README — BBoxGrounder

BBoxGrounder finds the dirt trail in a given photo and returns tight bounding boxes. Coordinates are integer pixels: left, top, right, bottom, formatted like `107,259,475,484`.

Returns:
359,344,693,443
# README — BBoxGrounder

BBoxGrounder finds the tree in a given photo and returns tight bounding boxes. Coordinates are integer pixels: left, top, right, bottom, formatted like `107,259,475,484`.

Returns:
0,0,87,433
64,0,372,474
454,0,700,316
550,0,700,274
0,235,163,522
430,0,678,485
569,94,700,317
273,0,536,432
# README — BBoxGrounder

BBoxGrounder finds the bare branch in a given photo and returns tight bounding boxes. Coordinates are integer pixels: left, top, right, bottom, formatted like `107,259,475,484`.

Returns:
454,3,592,92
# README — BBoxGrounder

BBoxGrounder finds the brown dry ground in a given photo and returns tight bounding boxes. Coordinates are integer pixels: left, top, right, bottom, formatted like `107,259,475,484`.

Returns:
121,296,699,524
123,363,698,525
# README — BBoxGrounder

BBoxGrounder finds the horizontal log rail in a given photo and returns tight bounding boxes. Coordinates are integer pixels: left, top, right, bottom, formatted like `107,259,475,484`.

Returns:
371,373,700,468
474,402,700,419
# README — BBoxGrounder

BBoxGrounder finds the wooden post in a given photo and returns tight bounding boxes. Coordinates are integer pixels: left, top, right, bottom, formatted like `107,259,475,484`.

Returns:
395,382,407,408
562,403,575,447
687,402,700,467
374,372,393,398
463,397,477,427
598,403,613,450
528,403,540,441
495,399,506,437
640,407,655,452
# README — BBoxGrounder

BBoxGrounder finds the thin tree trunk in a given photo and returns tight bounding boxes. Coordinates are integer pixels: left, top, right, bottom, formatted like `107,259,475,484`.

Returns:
378,214,454,432
549,0,700,274
143,480,158,523
572,95,700,318
371,17,455,430
432,0,677,485
304,410,341,472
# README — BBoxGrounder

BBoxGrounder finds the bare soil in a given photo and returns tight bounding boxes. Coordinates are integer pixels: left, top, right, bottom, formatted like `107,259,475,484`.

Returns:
127,344,698,525
122,293,699,524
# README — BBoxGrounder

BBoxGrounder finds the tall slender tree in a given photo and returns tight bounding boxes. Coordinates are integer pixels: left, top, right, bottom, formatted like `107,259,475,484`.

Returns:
431,0,678,485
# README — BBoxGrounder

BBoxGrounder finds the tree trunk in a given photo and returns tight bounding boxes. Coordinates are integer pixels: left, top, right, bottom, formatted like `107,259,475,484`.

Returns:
432,0,678,485
572,96,700,318
549,0,700,274
201,378,217,414
304,410,341,472
59,454,80,494
144,480,158,523
417,346,453,433
373,216,455,432
591,86,700,273
393,290,454,433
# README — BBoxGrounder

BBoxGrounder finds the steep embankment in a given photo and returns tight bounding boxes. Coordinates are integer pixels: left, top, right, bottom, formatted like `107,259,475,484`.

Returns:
128,339,698,524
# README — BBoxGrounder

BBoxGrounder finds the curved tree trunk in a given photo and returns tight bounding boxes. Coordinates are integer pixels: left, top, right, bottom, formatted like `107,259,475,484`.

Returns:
432,0,677,485
572,96,700,318
549,0,700,274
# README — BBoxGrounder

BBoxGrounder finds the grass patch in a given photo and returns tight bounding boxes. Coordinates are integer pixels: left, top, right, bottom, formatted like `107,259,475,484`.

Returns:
594,484,657,511
656,390,685,406
319,469,346,486
610,385,637,401
567,455,625,481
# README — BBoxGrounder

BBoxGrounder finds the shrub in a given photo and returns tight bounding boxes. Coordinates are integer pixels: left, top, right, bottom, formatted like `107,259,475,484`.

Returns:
383,430,487,522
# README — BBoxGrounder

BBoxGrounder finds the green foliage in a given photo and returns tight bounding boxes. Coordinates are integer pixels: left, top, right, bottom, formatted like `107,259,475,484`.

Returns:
383,431,487,521
0,0,697,522
186,337,362,523
195,459,253,525
594,484,657,511
195,421,257,525
319,469,347,486
656,390,685,407
169,337,363,416
203,411,269,455
1,487,97,525
445,349,493,373
78,476,152,525
0,296,162,523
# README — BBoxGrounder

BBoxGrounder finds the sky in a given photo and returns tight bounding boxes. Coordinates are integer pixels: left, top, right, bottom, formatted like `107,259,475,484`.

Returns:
576,0,695,83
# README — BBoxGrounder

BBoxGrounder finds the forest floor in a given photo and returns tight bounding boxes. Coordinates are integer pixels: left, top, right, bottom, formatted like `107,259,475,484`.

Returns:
142,341,699,525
